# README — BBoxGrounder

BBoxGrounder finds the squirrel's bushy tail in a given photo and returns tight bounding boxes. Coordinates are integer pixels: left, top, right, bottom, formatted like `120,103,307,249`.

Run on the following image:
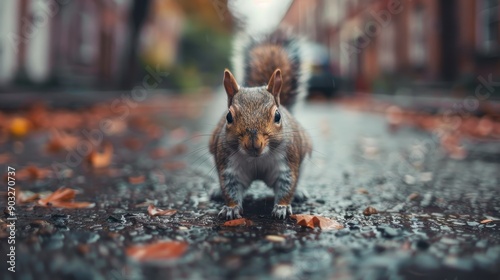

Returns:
232,30,309,109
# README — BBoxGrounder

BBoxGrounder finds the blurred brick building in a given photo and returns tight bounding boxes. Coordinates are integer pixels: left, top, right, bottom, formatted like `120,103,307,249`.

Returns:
281,0,500,94
0,0,226,92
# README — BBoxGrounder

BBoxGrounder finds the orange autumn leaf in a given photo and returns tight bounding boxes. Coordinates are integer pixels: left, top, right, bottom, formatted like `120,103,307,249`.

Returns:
38,187,94,209
126,241,188,261
16,165,52,181
147,204,177,217
9,117,31,138
129,175,146,184
46,130,80,153
291,214,316,229
46,201,95,209
223,218,253,227
87,143,113,168
0,153,11,164
123,137,143,151
291,214,343,230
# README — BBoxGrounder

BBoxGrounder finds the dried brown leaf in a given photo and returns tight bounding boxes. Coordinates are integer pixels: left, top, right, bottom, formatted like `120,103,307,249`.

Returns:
291,214,316,229
313,216,344,230
38,187,94,209
480,219,493,224
223,218,253,227
291,214,343,230
46,130,80,153
0,153,11,164
123,137,143,151
150,148,169,159
16,165,51,181
87,143,113,168
48,201,95,209
126,241,188,261
363,206,379,216
407,193,420,201
147,204,177,217
129,175,145,184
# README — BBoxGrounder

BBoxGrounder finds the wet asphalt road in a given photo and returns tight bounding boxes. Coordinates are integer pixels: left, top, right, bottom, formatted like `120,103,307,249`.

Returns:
1,92,500,280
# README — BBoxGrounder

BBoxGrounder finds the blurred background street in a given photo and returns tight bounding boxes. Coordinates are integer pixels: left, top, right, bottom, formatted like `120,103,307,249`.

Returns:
0,0,500,279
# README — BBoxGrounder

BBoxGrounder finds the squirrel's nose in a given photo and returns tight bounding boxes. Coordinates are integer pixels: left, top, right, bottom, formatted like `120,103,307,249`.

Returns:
251,139,263,150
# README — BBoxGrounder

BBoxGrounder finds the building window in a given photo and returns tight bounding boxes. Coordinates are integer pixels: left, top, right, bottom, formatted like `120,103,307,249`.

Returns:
477,0,499,53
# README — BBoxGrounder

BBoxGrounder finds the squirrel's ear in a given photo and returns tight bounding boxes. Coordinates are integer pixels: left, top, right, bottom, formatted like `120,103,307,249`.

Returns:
223,69,239,106
266,69,282,106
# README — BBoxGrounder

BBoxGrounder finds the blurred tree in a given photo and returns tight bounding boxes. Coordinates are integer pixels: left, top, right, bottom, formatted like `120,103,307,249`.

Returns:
121,0,152,89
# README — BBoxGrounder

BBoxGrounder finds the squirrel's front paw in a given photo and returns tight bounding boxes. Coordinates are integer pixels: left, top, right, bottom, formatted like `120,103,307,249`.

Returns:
272,204,292,219
218,205,243,220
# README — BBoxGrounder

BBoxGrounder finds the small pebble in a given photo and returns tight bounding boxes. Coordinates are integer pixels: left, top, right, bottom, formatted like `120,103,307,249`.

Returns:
265,235,286,243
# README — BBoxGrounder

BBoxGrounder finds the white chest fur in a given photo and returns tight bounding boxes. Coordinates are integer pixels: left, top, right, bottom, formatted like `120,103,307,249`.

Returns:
227,147,288,188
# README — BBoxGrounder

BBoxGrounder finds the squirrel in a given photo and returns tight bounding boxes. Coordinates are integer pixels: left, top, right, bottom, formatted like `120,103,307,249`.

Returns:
209,30,312,220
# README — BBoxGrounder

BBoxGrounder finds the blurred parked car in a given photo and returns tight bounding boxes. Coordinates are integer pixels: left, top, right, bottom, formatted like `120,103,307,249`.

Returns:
307,43,338,99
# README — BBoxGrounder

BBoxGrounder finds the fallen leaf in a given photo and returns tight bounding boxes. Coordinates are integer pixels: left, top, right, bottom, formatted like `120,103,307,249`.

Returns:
357,188,369,194
47,201,95,208
9,117,31,138
46,130,80,153
314,216,344,230
145,124,163,139
129,175,145,184
16,165,51,181
223,218,253,227
123,137,143,151
87,143,113,168
147,204,177,217
407,193,420,201
291,214,343,230
480,219,493,224
164,161,186,171
126,241,188,261
0,153,11,164
363,206,378,216
103,119,127,135
150,148,169,159
38,187,94,208
291,214,316,229
77,244,90,255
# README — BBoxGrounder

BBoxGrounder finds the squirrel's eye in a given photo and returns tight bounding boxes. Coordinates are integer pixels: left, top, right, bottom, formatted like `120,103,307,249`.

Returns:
226,111,233,123
274,110,281,123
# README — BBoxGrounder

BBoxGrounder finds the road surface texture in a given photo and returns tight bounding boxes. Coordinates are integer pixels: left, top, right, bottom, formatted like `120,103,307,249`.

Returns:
1,92,499,280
